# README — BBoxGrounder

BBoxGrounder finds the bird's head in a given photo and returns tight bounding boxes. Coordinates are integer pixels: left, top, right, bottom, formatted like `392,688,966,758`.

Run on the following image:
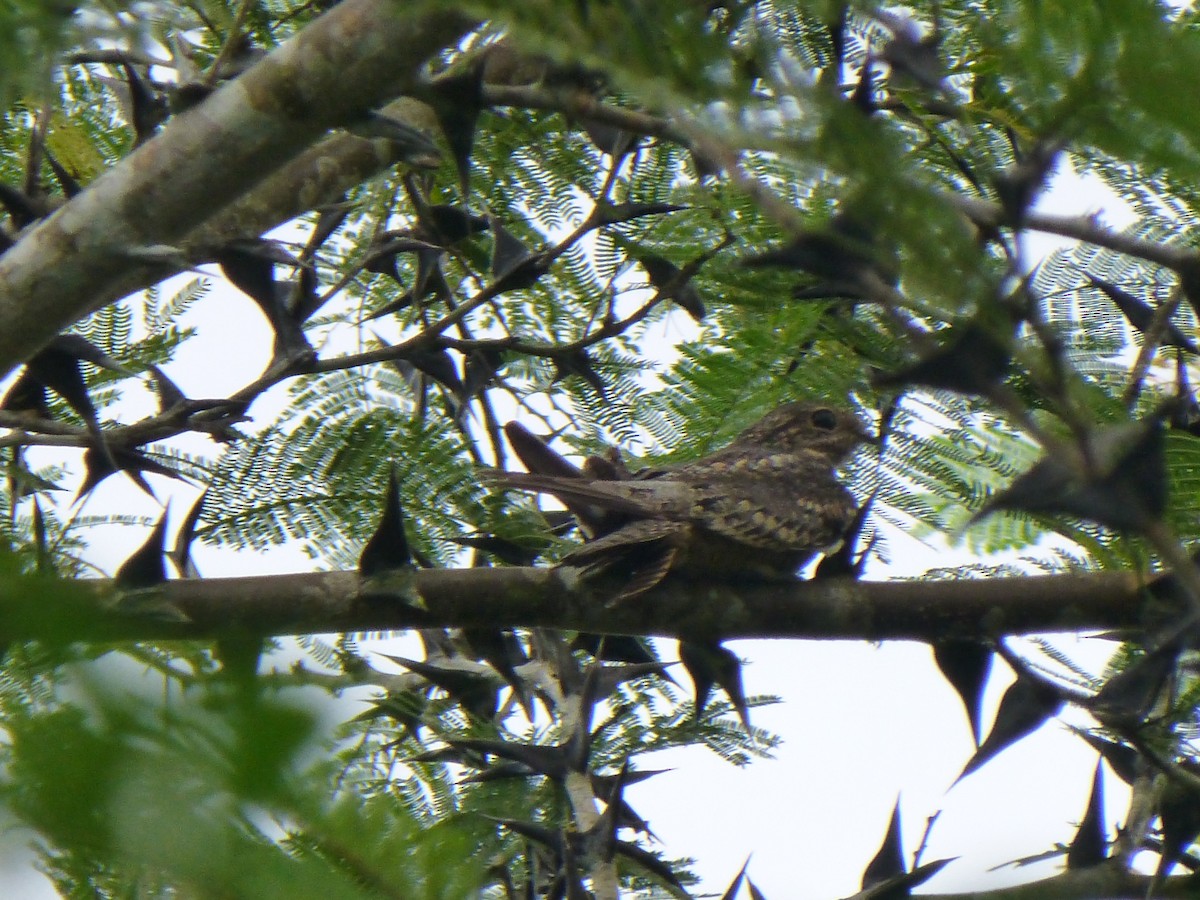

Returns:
737,402,874,461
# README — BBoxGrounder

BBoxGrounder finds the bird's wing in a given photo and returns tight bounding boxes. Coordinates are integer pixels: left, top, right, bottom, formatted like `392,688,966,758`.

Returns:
695,488,855,552
562,518,689,563
684,460,858,552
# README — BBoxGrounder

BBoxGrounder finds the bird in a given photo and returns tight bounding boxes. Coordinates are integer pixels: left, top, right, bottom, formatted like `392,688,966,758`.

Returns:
489,403,870,601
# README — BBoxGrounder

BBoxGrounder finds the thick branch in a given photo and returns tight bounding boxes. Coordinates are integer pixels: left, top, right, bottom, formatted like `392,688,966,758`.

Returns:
0,566,1161,646
923,861,1199,899
0,1,473,374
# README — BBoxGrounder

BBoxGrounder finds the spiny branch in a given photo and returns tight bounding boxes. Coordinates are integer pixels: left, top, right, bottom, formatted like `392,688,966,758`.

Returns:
0,566,1156,646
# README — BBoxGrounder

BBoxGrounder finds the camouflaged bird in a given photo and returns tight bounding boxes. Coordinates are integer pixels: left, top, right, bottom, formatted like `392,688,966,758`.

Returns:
491,403,869,601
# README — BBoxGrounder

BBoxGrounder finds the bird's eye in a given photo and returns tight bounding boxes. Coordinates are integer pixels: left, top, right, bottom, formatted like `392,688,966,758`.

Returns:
811,408,838,430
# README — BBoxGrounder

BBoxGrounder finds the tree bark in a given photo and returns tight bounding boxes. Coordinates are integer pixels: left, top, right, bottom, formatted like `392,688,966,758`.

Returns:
0,566,1163,645
0,0,473,375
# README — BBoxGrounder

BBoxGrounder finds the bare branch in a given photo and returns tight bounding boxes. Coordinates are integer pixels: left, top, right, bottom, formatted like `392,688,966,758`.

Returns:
0,566,1157,646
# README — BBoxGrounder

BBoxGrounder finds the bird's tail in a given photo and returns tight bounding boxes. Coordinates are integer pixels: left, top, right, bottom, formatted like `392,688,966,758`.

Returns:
483,469,658,517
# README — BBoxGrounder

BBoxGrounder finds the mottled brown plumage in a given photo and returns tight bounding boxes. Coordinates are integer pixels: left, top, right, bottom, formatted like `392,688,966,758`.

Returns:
492,403,869,600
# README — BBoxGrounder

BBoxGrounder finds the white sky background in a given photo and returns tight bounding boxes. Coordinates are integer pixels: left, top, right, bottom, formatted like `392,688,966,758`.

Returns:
0,156,1161,899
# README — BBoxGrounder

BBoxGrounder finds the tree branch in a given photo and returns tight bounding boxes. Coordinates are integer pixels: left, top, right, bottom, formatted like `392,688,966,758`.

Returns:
919,860,1199,899
0,566,1162,646
0,1,474,375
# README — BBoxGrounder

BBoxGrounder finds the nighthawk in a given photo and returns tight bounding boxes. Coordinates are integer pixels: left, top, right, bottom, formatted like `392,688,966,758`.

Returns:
491,403,870,600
